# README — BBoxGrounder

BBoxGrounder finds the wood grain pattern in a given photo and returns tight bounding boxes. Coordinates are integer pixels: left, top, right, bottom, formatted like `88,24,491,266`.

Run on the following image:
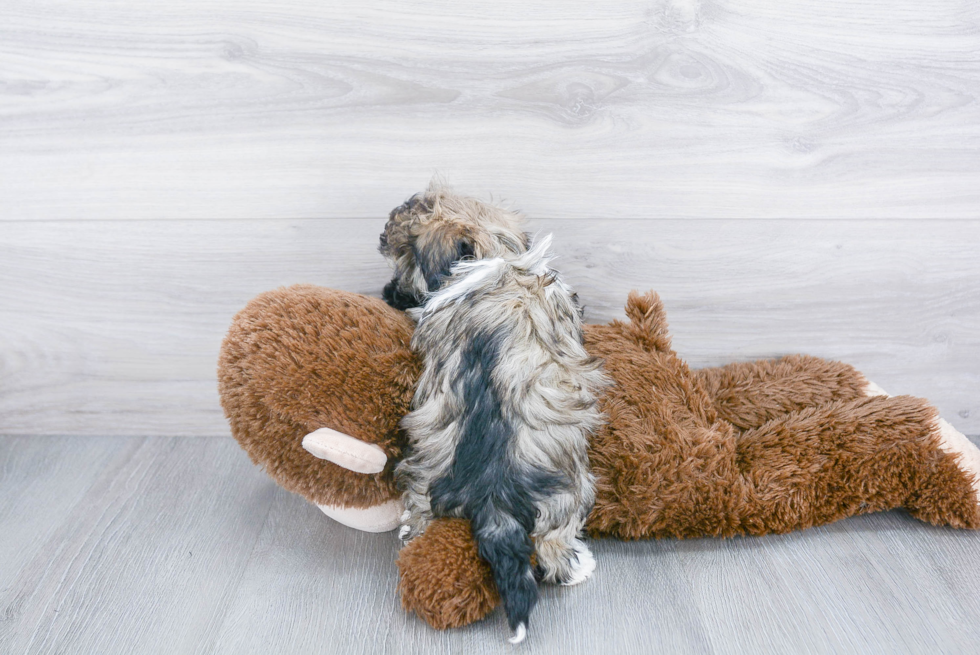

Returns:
1,218,977,437
3,436,980,654
1,0,978,219
3,1,979,650
0,436,128,616
676,514,980,654
0,436,276,655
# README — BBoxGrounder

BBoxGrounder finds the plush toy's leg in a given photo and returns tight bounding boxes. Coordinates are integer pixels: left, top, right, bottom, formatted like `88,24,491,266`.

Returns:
692,360,980,529
735,395,980,533
860,382,980,517
694,355,871,431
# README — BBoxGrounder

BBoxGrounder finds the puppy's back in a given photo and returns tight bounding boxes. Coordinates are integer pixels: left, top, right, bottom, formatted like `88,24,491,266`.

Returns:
400,236,606,640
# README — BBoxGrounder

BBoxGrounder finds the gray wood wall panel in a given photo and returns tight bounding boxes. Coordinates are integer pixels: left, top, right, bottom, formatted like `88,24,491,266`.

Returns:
1,218,978,437
1,0,978,220
4,435,980,654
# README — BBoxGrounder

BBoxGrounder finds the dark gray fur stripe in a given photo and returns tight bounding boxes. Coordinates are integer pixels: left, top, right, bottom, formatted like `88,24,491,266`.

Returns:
427,327,562,630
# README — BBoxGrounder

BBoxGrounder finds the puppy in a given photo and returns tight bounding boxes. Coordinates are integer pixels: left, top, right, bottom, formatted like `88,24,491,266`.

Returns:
392,233,607,644
378,184,529,310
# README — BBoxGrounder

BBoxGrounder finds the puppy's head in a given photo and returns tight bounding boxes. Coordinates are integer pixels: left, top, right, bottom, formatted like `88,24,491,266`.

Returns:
379,185,529,310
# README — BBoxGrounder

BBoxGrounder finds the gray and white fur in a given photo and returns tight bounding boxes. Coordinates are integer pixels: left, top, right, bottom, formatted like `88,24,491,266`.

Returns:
395,235,608,644
378,183,529,311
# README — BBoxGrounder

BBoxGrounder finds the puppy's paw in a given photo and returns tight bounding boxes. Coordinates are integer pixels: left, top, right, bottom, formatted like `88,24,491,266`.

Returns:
559,541,596,586
536,537,596,585
398,515,431,544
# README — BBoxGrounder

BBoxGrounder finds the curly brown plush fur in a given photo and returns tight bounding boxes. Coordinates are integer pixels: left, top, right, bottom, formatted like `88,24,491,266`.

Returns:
583,292,976,540
397,519,500,630
218,285,419,508
218,285,980,630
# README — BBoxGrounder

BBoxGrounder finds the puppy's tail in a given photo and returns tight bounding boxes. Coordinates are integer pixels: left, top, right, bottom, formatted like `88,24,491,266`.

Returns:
471,501,537,644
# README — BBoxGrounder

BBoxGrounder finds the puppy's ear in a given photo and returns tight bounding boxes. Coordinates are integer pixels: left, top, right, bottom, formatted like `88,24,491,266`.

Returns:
416,239,474,292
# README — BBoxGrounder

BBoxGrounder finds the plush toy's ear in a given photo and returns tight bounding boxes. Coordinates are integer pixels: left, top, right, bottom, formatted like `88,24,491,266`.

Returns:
623,290,672,352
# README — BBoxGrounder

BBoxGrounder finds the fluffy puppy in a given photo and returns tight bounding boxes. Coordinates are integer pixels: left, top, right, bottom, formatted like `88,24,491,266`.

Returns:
378,184,529,311
395,235,608,644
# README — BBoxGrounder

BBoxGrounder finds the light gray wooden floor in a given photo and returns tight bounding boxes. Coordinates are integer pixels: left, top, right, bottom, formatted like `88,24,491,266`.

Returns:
3,0,980,652
4,434,980,655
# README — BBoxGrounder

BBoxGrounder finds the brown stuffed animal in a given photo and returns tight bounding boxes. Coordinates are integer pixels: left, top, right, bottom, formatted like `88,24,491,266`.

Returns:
218,284,980,630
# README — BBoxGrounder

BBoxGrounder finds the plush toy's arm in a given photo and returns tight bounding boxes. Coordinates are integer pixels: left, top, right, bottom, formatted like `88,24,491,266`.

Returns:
302,428,404,533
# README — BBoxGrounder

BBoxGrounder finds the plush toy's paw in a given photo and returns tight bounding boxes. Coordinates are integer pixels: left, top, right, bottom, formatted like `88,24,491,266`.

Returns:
864,381,980,507
905,414,980,530
397,518,499,630
862,379,891,398
302,427,388,474
934,417,980,505
317,498,404,532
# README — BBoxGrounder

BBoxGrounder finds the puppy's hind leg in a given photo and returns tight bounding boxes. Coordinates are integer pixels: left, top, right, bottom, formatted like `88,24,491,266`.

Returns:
398,487,435,543
534,521,596,586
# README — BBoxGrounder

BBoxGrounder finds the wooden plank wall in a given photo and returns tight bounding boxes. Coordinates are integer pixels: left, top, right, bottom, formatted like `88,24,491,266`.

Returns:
1,0,978,437
2,219,978,436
